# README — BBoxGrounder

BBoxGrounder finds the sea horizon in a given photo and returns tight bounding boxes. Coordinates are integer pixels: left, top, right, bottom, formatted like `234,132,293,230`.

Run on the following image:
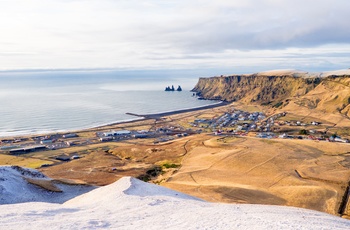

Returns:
0,70,217,138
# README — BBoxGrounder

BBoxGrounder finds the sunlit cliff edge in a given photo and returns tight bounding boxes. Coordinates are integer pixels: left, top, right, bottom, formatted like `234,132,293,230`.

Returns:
192,69,350,117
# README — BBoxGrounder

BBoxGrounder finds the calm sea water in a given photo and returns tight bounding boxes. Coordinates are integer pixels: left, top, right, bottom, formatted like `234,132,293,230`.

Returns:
0,70,215,137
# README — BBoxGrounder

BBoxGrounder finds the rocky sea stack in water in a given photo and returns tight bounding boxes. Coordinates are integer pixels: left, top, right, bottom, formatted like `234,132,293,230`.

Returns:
192,69,350,117
165,85,182,91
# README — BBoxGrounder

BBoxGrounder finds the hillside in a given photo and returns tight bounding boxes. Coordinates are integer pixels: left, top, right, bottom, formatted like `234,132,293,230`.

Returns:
192,69,350,117
1,166,350,229
0,166,95,204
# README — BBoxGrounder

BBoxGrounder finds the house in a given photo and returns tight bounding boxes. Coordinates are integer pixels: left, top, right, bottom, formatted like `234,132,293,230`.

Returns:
257,133,267,138
103,131,116,137
56,155,71,161
71,155,80,160
133,134,148,138
103,130,131,137
40,139,53,144
311,121,320,126
9,145,46,155
334,137,349,143
100,137,114,142
63,133,78,138
115,130,131,135
279,133,287,138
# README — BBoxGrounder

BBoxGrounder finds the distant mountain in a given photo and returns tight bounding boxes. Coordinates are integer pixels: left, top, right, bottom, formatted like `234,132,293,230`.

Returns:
0,166,349,229
192,69,350,117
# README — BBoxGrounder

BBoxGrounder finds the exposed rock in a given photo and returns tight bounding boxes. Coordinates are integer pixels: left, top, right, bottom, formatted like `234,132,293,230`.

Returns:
192,70,350,115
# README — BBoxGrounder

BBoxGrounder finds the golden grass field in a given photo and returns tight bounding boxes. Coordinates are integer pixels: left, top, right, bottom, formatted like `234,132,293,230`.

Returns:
163,134,350,216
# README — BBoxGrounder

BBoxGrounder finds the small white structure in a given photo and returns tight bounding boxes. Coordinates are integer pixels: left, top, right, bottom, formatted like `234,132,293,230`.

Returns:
103,131,116,137
311,121,320,126
334,137,349,143
100,137,114,142
279,133,287,139
103,130,131,136
40,139,53,144
133,134,148,138
71,155,80,160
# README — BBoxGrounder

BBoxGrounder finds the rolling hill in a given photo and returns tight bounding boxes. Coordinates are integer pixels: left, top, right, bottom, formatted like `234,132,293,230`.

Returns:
1,166,349,229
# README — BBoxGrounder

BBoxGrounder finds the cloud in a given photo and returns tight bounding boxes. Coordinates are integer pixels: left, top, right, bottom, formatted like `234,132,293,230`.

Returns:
0,0,349,70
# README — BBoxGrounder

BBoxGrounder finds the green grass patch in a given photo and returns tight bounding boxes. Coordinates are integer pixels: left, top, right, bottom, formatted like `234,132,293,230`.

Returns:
162,163,179,169
273,101,283,108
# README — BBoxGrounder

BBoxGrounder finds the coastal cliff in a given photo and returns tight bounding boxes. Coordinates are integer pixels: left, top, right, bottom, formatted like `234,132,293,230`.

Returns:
192,69,350,116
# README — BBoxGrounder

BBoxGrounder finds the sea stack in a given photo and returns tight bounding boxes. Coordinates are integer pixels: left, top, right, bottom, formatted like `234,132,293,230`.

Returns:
165,85,182,91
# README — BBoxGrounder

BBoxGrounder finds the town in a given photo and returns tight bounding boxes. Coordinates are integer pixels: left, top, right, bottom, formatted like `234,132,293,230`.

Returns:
0,106,349,163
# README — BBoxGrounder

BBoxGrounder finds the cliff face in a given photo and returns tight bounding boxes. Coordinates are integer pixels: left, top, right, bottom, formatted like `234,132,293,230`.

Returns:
192,71,350,116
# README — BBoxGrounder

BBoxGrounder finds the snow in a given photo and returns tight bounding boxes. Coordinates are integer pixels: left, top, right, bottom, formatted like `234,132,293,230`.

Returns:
257,69,350,78
0,166,95,204
258,69,309,77
321,69,350,77
1,166,350,229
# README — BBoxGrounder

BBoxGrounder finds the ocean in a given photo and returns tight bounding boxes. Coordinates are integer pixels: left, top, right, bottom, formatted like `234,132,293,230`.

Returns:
0,70,216,137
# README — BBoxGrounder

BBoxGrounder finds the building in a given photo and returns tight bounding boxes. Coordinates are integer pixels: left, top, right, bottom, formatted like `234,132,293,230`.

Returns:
40,139,53,144
9,145,46,155
63,133,78,138
100,137,114,142
115,130,131,135
56,155,71,161
103,131,116,137
103,130,131,137
133,134,148,138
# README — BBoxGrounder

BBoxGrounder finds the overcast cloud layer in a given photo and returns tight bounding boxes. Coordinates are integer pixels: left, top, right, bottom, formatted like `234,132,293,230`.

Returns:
0,0,349,72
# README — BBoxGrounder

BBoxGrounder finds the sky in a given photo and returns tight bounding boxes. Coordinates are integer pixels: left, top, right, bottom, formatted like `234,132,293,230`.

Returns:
0,0,350,73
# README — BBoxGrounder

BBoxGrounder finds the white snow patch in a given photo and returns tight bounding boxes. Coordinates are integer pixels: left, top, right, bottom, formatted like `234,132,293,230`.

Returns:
0,166,95,204
0,166,349,229
321,69,350,77
256,69,350,78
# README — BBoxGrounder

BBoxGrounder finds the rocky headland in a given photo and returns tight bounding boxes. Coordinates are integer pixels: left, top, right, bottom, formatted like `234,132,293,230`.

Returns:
192,69,350,117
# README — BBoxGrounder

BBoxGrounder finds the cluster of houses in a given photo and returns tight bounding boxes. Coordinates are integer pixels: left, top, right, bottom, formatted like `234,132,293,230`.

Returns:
2,107,349,156
96,126,192,143
191,110,267,133
190,109,349,144
0,133,80,154
0,125,196,155
255,132,349,143
96,129,162,142
98,130,132,142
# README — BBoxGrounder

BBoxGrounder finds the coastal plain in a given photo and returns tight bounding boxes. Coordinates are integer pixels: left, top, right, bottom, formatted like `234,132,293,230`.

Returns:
1,70,350,219
1,101,350,218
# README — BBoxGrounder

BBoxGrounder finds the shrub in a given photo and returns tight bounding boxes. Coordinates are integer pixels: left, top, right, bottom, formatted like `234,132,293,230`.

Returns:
299,129,308,135
162,163,179,169
273,101,283,108
137,166,163,182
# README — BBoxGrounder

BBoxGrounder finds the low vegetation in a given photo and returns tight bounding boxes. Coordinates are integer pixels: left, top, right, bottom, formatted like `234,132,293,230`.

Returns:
137,166,162,182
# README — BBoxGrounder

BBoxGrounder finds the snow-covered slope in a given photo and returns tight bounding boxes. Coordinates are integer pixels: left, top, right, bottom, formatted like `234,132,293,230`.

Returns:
1,166,349,229
0,166,95,204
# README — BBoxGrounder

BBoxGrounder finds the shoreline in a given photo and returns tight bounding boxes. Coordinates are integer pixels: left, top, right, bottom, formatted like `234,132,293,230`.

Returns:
126,101,229,119
0,100,229,139
81,100,229,132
